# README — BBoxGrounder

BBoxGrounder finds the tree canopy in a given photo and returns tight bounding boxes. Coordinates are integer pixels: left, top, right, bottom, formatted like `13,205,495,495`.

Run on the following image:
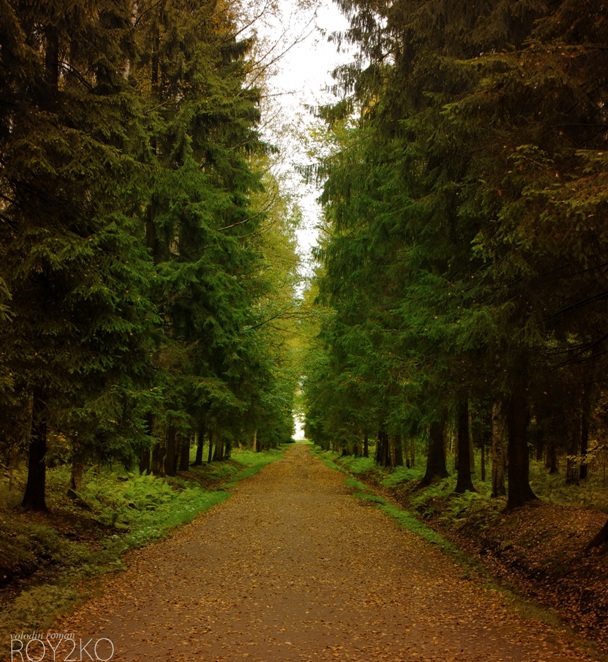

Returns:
0,0,301,510
304,0,608,510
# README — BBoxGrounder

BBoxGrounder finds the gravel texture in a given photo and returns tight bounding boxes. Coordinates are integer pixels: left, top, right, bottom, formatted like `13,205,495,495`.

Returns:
56,444,598,661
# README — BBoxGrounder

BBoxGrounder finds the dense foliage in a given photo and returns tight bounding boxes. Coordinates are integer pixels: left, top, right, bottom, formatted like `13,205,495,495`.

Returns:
0,0,300,510
304,0,608,512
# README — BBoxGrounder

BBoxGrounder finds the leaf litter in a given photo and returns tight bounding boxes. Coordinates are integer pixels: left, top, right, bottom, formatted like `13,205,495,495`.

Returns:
50,445,600,661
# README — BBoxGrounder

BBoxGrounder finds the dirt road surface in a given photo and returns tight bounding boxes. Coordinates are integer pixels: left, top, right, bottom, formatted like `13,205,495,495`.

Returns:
57,444,597,661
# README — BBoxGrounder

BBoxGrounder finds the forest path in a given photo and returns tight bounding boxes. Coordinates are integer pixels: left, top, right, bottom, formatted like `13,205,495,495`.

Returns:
60,444,595,661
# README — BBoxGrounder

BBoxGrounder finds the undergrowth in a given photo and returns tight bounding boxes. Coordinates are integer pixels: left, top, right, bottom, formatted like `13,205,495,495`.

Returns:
0,446,284,644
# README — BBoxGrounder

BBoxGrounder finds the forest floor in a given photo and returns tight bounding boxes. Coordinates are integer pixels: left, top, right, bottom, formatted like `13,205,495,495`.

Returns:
9,443,601,662
0,448,283,652
329,453,608,656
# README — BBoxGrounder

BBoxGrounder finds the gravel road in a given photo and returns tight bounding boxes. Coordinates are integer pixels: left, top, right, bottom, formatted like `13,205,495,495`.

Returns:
58,443,597,661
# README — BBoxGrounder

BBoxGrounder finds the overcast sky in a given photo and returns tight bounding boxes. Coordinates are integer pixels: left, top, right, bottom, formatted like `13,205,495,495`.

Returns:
250,1,351,272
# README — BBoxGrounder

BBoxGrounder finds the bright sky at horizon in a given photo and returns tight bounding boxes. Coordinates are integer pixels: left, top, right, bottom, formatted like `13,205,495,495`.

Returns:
251,1,352,275
243,1,352,440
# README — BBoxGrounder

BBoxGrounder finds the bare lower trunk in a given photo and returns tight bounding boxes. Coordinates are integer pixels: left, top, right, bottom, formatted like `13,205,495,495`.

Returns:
377,428,390,467
491,402,507,498
151,440,165,475
165,426,178,476
507,388,537,510
22,392,48,511
193,422,206,466
390,435,404,467
213,435,224,462
420,419,448,487
545,438,558,474
455,395,475,493
178,435,190,471
207,430,214,463
139,413,153,474
139,448,151,474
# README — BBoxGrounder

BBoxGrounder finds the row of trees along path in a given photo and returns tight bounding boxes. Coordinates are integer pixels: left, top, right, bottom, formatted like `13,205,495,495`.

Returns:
55,444,594,662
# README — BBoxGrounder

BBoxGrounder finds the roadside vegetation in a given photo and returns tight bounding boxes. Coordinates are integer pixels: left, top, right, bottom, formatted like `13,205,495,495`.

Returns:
0,446,285,643
314,444,608,654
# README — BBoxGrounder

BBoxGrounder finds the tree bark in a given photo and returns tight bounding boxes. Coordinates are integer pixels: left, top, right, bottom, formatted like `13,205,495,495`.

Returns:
390,434,404,467
193,422,206,466
377,428,390,467
545,438,559,474
374,429,382,464
507,388,537,509
419,419,449,487
139,448,151,474
207,430,214,463
566,401,580,486
139,413,153,474
455,395,476,493
178,434,190,471
491,402,507,497
22,392,48,511
165,426,178,476
213,434,224,462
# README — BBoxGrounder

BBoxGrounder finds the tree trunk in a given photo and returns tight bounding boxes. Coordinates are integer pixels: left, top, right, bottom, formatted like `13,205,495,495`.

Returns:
455,395,476,493
252,429,258,453
22,392,48,511
535,431,544,462
207,430,214,463
566,404,580,486
507,388,537,510
545,438,558,474
491,402,507,497
374,429,382,464
178,434,190,471
363,434,369,458
377,428,390,467
139,413,153,474
213,435,224,462
390,434,404,467
165,426,178,476
419,419,449,486
139,448,151,474
151,439,166,475
193,422,206,466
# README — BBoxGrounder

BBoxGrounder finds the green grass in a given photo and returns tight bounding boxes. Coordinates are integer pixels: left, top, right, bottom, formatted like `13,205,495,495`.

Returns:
380,465,423,488
344,477,479,572
0,446,284,643
338,455,377,475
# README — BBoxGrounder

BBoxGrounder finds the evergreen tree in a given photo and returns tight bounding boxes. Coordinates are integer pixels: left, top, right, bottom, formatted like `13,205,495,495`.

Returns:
0,0,156,510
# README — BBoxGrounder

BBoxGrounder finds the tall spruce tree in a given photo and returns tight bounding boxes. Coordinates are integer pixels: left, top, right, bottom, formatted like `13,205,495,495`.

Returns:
0,0,157,510
307,0,608,513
